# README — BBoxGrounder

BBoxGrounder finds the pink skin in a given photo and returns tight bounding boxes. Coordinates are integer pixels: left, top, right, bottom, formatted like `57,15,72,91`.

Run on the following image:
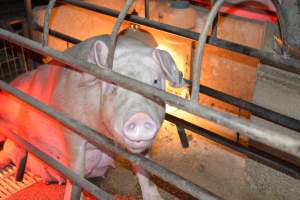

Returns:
123,112,158,153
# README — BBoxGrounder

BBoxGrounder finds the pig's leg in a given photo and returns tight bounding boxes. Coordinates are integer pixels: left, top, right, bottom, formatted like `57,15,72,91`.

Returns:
133,153,163,200
63,132,86,200
0,150,11,168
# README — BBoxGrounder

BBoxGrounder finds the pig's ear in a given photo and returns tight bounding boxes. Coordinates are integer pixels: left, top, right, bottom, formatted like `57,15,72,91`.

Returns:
79,40,109,87
88,40,109,68
152,49,185,88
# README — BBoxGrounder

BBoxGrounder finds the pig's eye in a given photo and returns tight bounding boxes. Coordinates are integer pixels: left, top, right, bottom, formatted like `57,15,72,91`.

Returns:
153,79,158,84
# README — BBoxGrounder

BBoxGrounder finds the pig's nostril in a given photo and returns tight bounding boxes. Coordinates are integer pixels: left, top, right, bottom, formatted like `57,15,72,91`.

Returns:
127,122,136,130
144,122,152,129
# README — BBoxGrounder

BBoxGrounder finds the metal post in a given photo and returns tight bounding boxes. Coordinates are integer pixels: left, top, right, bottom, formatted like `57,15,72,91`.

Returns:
145,0,150,19
271,0,289,55
24,0,33,39
191,0,224,102
107,0,134,69
43,0,57,47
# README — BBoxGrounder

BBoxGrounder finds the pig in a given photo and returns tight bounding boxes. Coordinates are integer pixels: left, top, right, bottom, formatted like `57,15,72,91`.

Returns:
0,34,184,200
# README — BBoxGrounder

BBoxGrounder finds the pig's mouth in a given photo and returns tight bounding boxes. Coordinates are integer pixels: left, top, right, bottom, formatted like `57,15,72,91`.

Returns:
124,138,152,153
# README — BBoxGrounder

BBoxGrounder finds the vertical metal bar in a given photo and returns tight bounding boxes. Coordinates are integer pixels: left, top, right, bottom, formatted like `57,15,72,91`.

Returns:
43,0,57,47
145,0,150,19
23,1,36,70
211,0,219,39
24,0,33,39
271,0,289,56
107,0,134,69
191,0,225,102
15,152,28,182
176,124,189,148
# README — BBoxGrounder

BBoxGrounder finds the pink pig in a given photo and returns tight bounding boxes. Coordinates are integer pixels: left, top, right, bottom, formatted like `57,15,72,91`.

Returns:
0,34,184,200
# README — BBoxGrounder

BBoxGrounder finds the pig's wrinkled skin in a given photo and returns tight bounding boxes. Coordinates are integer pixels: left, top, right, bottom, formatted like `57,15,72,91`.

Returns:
0,34,184,200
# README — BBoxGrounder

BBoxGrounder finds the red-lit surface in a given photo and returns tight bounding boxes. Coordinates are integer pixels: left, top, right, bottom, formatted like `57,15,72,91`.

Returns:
190,0,277,23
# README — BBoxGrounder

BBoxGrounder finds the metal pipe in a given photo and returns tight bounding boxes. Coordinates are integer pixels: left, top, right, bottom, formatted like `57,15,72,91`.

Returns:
191,0,224,102
145,0,150,19
0,28,299,158
24,0,33,39
271,0,289,55
43,0,57,47
15,152,28,181
0,121,113,200
107,0,134,69
0,80,222,200
31,25,300,132
165,114,300,180
59,0,300,75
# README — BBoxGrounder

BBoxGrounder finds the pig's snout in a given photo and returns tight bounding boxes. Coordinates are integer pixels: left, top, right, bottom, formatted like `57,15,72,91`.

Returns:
123,112,157,143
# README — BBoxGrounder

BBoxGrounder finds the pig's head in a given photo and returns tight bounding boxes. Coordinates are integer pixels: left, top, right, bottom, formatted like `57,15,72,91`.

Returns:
84,36,184,153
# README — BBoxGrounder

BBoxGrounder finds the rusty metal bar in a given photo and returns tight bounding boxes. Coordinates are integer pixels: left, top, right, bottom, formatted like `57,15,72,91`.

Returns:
0,121,113,200
191,0,224,102
59,0,300,75
0,80,222,200
0,28,299,158
43,0,57,47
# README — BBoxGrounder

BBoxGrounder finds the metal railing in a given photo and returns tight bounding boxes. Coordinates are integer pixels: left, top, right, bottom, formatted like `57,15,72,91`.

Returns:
0,0,299,199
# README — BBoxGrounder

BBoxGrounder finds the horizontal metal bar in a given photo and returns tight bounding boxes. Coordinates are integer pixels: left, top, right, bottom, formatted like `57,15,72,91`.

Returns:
0,121,113,200
165,114,300,180
60,0,300,75
33,26,300,134
0,28,299,158
0,81,221,200
184,80,300,132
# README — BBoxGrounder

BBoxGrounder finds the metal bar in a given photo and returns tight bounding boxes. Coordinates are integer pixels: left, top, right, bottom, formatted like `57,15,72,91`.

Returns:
43,0,57,47
176,124,189,148
34,24,81,44
24,0,33,39
145,0,150,19
0,81,222,200
191,0,224,102
0,28,299,158
59,0,300,75
12,25,300,132
271,0,289,55
15,151,28,181
0,121,113,200
165,113,300,180
107,0,134,69
211,11,218,39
